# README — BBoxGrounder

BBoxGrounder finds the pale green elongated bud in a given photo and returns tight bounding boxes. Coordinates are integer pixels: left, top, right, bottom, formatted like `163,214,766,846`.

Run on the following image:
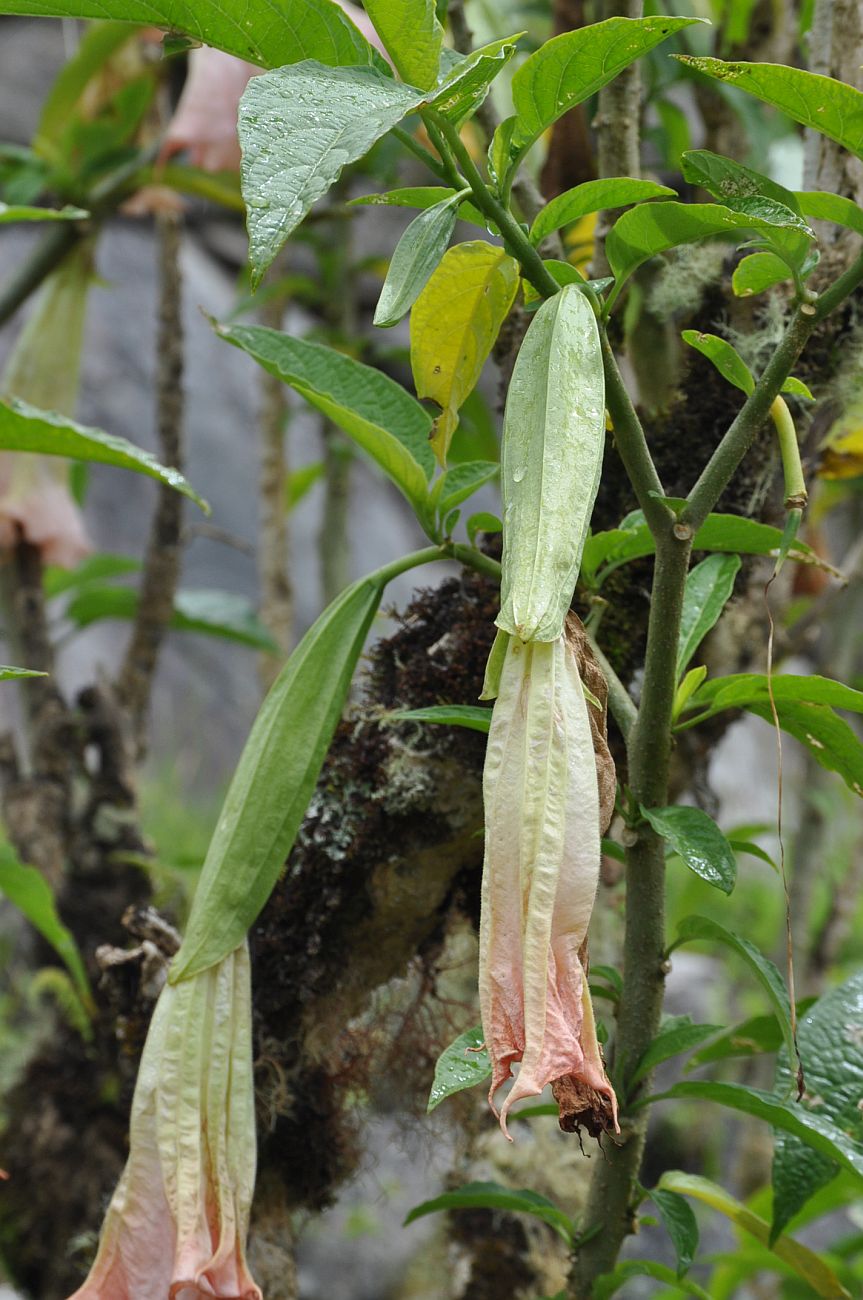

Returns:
479,626,510,701
0,244,94,567
2,242,94,414
68,944,261,1299
479,620,618,1138
497,284,605,643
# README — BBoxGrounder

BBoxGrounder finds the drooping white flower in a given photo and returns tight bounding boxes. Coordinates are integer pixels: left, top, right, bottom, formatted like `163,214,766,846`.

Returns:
479,621,618,1139
68,945,260,1300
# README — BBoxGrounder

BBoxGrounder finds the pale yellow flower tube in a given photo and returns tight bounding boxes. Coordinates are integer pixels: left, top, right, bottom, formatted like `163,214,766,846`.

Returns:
479,622,618,1138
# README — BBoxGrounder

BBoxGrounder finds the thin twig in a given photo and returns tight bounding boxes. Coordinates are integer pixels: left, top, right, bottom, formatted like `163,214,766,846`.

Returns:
587,632,637,741
116,212,185,752
257,286,293,690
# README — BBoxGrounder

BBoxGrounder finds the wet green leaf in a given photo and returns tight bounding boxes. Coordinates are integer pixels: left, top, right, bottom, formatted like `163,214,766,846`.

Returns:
0,397,207,511
239,63,423,283
350,186,486,228
796,191,863,237
427,1025,491,1111
648,1081,863,1183
772,971,863,1240
374,194,462,327
216,322,433,513
427,35,521,126
643,805,737,894
435,460,498,518
677,553,741,675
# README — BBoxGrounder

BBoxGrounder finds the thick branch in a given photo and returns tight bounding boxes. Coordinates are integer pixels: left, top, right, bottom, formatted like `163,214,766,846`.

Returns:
116,213,185,749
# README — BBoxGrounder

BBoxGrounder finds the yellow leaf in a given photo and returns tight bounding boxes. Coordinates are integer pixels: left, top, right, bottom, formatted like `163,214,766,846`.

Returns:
410,241,519,467
818,412,863,480
564,210,597,274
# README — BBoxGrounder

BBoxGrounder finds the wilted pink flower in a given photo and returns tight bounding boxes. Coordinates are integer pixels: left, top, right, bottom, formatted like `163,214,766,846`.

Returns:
1,245,92,567
479,625,619,1139
68,945,260,1300
161,3,386,174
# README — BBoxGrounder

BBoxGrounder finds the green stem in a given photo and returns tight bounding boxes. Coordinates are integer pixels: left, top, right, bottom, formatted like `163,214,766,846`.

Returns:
427,110,562,301
600,330,669,536
390,124,453,182
373,543,501,587
683,245,863,533
571,530,691,1296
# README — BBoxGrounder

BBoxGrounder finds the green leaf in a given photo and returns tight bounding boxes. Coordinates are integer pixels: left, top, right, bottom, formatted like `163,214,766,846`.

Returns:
677,57,863,161
374,194,462,327
772,971,863,1240
170,573,388,980
683,673,863,794
582,512,822,588
508,17,702,168
642,806,737,894
520,259,585,304
0,0,382,70
606,201,812,297
389,704,492,733
436,460,498,517
64,585,280,653
215,322,433,513
468,511,502,546
350,186,486,228
0,845,91,1014
427,1025,491,1111
44,553,141,597
629,1015,724,1090
595,1260,711,1299
648,1187,699,1277
0,397,208,511
427,35,521,126
659,1171,852,1300
404,1181,576,1243
781,376,814,400
0,202,89,222
687,1007,814,1070
0,665,47,679
681,149,807,227
732,251,793,297
239,63,424,283
529,177,676,246
648,1081,863,1183
285,461,325,511
796,191,863,237
673,915,794,1065
682,330,754,396
677,553,741,676
673,665,708,723
35,19,138,153
410,241,520,466
363,0,443,89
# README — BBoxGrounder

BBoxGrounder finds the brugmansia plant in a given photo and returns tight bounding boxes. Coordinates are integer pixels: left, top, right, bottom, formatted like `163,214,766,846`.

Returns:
3,1,863,1297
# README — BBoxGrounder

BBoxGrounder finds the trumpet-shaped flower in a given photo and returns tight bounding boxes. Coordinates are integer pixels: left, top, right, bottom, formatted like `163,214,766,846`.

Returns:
479,622,618,1138
68,944,260,1300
